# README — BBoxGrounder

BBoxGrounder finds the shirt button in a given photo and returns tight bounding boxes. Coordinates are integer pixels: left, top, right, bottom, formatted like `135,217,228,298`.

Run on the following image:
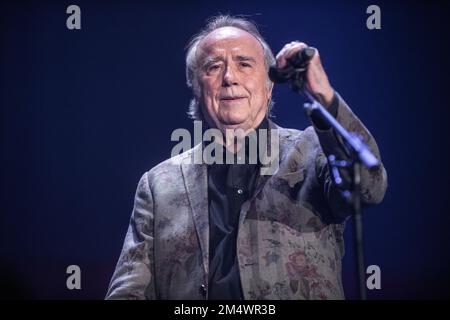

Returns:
237,189,243,195
199,284,207,296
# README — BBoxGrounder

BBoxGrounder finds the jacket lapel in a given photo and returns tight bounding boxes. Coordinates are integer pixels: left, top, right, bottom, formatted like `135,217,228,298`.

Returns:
180,144,210,279
239,122,290,225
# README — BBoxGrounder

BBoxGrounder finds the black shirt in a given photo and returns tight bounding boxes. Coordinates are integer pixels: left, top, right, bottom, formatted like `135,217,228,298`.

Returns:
207,118,268,300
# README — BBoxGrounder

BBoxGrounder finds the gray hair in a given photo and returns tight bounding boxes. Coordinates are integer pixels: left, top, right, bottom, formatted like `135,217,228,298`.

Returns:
185,15,276,121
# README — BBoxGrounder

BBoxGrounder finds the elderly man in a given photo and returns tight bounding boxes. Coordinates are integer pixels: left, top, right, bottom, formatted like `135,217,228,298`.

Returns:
106,15,387,300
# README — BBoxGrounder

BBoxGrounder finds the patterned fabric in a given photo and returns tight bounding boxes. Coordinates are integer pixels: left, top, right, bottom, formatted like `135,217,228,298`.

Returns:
105,93,388,300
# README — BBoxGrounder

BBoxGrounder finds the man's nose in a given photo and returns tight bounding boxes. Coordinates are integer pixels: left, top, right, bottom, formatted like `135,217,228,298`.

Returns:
222,65,238,87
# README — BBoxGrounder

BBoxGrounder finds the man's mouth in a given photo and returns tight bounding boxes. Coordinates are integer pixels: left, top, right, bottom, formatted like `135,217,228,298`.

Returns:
220,96,247,101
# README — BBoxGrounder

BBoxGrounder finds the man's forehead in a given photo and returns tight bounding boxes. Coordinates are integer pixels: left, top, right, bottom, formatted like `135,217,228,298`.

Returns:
197,27,264,58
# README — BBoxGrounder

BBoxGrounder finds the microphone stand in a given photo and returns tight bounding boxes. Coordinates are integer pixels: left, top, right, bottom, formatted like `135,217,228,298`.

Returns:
290,75,380,300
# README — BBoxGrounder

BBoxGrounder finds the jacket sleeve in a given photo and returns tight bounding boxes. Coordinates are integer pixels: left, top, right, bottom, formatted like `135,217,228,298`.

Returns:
105,171,156,299
313,92,388,222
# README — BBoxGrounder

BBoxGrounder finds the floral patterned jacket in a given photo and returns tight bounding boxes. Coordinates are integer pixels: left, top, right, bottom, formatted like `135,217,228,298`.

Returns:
106,93,387,300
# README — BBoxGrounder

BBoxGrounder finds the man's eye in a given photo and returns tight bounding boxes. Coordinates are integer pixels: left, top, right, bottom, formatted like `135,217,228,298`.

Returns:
240,62,252,68
208,64,221,72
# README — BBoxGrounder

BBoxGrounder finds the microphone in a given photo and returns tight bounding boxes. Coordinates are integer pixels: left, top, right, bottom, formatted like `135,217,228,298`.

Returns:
269,47,316,83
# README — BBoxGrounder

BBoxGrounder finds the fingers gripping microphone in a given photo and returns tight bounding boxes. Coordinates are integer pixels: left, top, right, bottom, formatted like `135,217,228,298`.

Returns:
269,47,316,84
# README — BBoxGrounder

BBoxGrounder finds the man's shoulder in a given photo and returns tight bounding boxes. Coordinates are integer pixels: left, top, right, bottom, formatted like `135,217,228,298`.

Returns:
272,121,318,145
143,144,200,183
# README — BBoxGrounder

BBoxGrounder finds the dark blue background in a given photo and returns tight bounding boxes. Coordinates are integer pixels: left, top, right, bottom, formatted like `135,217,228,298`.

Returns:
1,0,449,299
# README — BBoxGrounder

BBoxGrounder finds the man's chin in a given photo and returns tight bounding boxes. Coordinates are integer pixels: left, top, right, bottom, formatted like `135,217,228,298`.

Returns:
218,120,248,131
218,113,249,127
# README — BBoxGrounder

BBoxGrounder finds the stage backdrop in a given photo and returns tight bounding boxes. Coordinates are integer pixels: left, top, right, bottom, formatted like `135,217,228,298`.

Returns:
1,0,449,299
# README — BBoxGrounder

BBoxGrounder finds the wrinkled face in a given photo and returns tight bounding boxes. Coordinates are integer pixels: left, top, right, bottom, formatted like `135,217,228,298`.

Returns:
196,27,272,133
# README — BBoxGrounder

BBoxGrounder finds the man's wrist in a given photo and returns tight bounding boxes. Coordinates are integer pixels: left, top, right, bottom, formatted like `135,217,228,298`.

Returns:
326,91,339,117
312,88,334,109
321,88,335,108
310,91,339,130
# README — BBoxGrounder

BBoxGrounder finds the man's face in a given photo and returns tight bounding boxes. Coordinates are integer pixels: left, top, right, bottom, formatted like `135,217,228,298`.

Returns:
196,27,272,133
